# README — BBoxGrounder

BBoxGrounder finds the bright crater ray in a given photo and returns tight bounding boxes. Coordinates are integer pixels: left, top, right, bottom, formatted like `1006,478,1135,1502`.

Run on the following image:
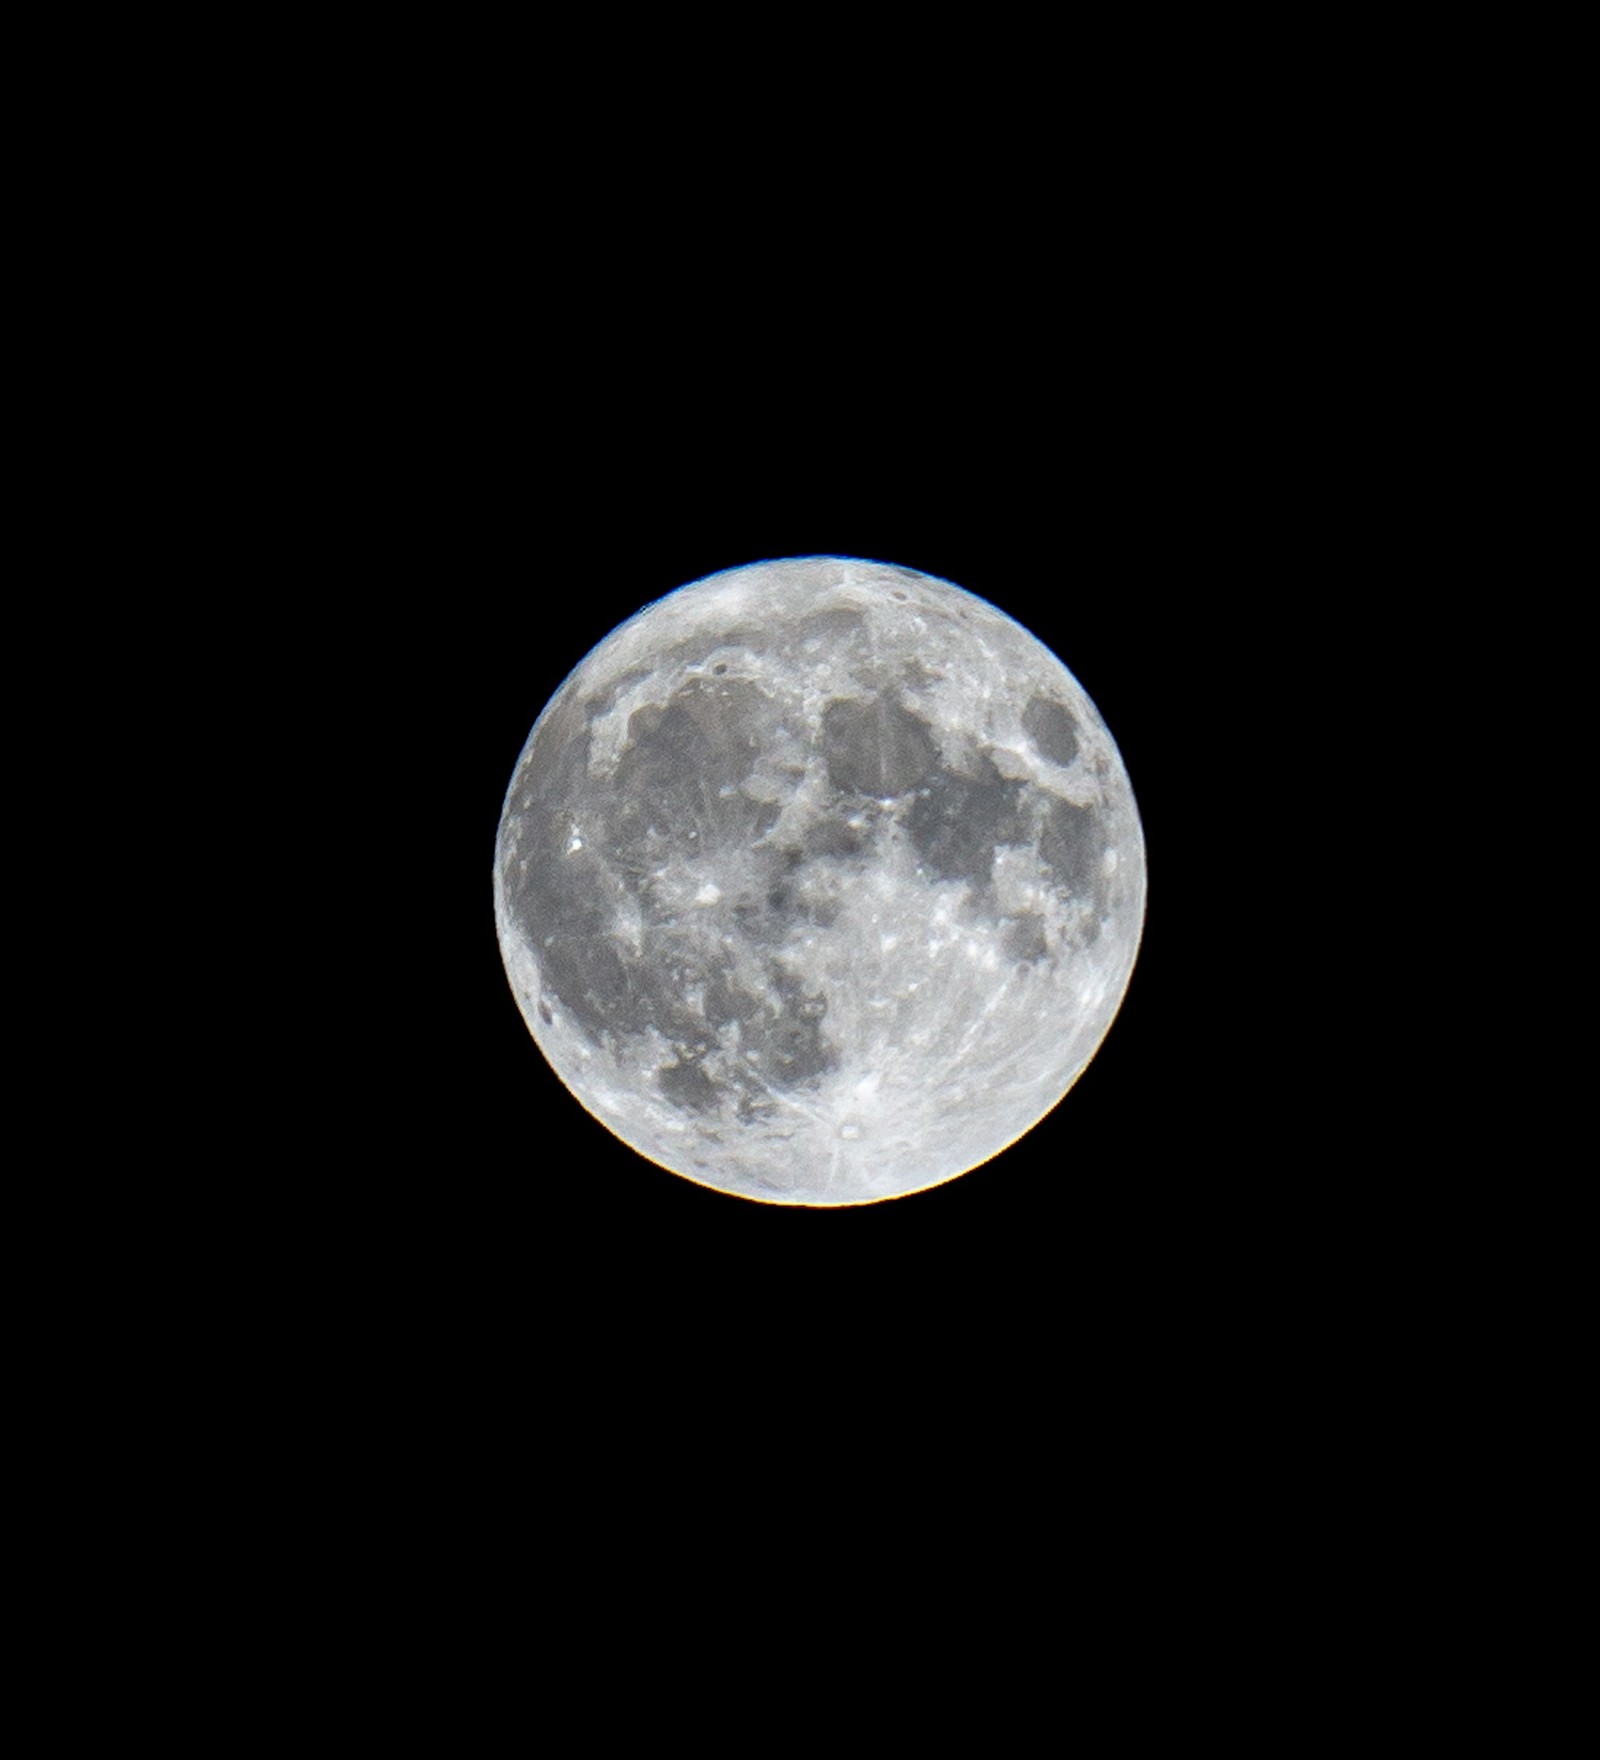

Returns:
493,557,1146,1205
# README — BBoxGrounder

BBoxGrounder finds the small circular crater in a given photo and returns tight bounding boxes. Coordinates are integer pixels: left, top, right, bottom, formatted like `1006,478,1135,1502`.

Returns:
712,662,728,675
891,589,909,601
839,1122,862,1140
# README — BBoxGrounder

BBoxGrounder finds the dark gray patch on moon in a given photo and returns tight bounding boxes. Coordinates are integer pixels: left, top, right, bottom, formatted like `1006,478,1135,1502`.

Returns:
820,695,938,798
534,918,633,1047
803,816,870,859
1003,913,1050,963
1022,695,1080,767
701,968,755,1030
657,1058,722,1113
624,677,767,783
609,678,776,867
503,752,643,1048
526,754,847,1112
1039,798,1102,904
907,754,1025,886
633,948,706,1047
729,895,787,947
759,972,837,1086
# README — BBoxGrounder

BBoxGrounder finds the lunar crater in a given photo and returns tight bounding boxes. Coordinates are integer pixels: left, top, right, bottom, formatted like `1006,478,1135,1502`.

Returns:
1022,695,1081,767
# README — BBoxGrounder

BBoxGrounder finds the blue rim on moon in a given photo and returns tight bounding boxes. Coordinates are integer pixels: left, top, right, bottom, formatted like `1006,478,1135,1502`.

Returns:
494,558,1146,1206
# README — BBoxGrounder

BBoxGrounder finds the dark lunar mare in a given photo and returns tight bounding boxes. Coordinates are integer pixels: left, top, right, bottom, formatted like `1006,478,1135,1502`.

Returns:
607,677,776,867
1038,797,1103,907
505,673,844,1113
1003,912,1051,963
500,698,641,1047
819,694,938,799
1022,695,1080,767
906,752,1026,888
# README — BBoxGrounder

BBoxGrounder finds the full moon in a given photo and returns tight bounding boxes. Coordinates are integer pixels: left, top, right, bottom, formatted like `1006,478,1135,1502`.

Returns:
494,557,1146,1206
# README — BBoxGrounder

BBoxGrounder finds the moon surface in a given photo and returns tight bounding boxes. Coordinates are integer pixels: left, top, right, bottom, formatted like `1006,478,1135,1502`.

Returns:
494,557,1146,1206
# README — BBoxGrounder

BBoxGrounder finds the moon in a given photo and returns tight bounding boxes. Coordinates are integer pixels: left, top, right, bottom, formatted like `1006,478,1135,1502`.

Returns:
494,557,1146,1206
